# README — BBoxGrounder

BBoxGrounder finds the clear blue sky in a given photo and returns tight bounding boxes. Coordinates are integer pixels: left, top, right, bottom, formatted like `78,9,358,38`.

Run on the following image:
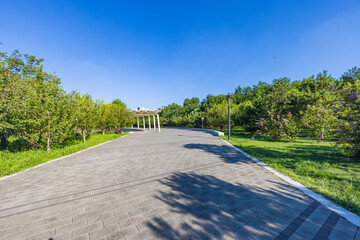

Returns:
1,0,360,109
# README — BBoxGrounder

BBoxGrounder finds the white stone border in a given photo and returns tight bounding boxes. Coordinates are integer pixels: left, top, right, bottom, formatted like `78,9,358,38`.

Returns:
220,138,360,227
207,129,224,136
0,134,129,182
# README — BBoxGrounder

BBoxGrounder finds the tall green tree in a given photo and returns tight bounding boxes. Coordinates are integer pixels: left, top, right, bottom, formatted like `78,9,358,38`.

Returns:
207,102,228,131
74,94,100,143
183,97,200,113
0,51,75,151
112,99,132,128
269,77,292,114
341,67,360,84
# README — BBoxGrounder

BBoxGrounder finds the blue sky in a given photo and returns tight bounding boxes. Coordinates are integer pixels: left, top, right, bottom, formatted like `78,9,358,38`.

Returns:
1,0,360,109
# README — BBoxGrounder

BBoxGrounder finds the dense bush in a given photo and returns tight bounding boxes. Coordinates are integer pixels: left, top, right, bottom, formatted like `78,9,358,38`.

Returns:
282,112,301,142
302,105,336,143
256,112,283,141
255,111,300,142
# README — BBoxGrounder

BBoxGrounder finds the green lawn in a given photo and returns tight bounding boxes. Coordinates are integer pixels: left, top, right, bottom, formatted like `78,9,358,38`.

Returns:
221,130,360,216
0,133,127,177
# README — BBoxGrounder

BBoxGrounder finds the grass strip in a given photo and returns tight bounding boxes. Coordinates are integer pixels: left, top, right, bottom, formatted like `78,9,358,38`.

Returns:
221,131,360,216
0,133,127,177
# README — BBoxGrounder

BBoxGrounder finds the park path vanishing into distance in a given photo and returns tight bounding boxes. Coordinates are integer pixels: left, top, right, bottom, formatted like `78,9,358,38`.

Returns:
0,129,359,240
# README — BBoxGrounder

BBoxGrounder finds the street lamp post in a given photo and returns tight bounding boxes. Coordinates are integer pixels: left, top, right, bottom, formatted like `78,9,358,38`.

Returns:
227,93,231,141
201,117,204,129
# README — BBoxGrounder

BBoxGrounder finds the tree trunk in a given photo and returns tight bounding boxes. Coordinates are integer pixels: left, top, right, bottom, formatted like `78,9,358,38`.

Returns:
102,128,106,135
47,111,51,152
83,130,86,143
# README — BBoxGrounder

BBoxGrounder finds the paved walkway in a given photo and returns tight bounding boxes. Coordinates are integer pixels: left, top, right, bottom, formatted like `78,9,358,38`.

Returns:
0,129,359,240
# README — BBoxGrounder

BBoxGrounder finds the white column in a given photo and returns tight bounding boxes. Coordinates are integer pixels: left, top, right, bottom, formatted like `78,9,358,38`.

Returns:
148,116,151,130
153,115,156,131
157,114,161,132
143,116,145,130
137,117,139,129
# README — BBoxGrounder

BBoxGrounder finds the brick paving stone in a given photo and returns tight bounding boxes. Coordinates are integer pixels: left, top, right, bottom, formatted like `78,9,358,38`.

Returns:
55,219,87,234
53,231,72,240
293,221,321,239
288,232,311,240
0,129,358,239
72,221,103,239
72,234,89,240
119,215,147,229
89,223,120,239
19,229,54,240
107,225,138,240
328,218,358,240
125,229,161,240
39,217,72,233
252,228,279,240
306,204,332,228
355,229,360,240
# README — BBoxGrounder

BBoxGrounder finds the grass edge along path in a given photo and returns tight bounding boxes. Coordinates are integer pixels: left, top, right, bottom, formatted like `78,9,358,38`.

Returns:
0,133,128,178
220,133,360,217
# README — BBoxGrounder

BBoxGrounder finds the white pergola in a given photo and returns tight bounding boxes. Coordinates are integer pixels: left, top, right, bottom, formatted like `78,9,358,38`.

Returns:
131,109,161,132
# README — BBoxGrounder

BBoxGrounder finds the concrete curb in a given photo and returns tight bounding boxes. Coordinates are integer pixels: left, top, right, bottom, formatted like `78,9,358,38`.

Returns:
206,129,224,136
0,134,129,182
220,138,360,227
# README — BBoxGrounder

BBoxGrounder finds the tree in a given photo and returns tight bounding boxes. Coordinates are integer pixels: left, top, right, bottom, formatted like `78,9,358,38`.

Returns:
269,77,292,114
159,103,186,127
200,94,226,112
0,52,20,148
282,112,301,142
231,100,254,131
0,50,131,152
74,94,99,143
98,103,113,134
0,51,75,151
341,67,360,84
302,105,336,143
112,99,132,128
298,71,337,110
183,97,200,113
207,102,228,131
334,81,360,158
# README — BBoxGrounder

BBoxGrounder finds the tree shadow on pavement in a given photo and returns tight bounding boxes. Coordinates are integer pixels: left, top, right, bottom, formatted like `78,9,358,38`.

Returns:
147,172,300,239
183,143,250,164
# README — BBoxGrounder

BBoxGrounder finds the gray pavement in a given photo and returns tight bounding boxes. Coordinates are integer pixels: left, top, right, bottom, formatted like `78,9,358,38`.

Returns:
0,128,358,240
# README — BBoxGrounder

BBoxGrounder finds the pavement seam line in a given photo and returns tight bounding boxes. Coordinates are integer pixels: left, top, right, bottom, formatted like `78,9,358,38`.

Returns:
219,138,360,228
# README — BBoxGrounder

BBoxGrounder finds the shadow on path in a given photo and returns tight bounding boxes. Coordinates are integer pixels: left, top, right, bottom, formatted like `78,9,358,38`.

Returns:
183,143,249,164
168,128,221,137
147,172,299,239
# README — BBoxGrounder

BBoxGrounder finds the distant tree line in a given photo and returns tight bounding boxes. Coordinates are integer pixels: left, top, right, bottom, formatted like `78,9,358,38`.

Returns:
0,51,132,152
159,68,360,157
